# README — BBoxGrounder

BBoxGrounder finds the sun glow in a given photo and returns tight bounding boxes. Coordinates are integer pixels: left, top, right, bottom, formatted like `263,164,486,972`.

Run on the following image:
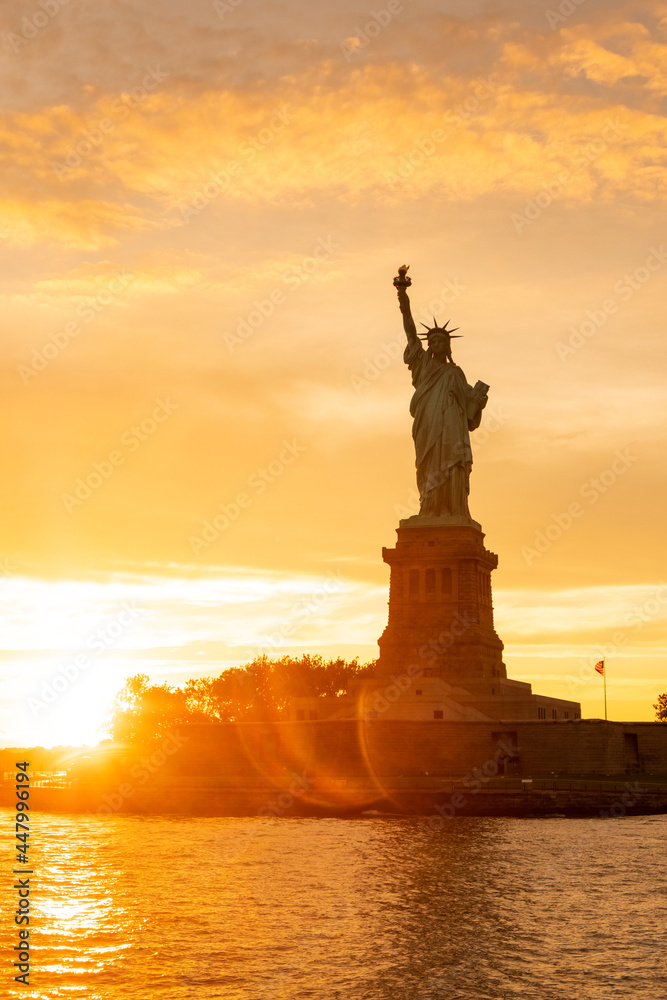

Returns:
0,571,665,747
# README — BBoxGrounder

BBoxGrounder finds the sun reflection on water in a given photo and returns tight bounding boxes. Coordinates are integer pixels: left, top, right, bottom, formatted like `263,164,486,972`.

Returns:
1,811,664,999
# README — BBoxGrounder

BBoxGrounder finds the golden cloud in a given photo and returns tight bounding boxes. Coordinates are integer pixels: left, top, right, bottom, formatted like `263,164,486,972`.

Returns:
0,196,152,249
0,13,665,246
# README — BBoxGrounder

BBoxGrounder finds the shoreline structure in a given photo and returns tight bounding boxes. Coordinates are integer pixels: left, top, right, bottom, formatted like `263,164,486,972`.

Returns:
6,267,667,817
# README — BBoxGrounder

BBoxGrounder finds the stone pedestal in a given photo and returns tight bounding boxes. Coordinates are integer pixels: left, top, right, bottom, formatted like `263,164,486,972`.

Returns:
376,519,506,685
289,518,581,725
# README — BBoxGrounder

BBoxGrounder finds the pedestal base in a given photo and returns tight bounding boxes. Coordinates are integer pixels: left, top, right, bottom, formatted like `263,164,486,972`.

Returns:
377,521,504,684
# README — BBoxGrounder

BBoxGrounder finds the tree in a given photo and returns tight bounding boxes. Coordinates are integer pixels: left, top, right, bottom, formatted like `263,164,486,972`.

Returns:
106,656,376,743
107,673,211,743
654,693,667,721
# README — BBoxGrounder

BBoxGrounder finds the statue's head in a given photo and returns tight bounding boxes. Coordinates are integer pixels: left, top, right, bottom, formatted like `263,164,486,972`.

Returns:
419,318,462,362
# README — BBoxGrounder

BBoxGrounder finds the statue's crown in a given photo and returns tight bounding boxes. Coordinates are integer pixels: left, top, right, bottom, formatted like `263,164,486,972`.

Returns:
418,317,462,341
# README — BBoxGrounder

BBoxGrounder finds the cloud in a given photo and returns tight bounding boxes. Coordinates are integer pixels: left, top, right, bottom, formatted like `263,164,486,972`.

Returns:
0,196,153,249
1,4,666,249
496,584,667,640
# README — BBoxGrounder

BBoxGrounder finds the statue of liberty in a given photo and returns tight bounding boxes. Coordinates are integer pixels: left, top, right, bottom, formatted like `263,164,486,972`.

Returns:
394,266,489,519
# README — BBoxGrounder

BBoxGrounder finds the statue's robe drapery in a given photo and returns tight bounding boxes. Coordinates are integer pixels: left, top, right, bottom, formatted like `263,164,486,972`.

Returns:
404,340,485,517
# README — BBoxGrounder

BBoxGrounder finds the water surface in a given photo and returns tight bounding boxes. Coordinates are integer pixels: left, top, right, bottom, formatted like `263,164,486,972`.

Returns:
2,811,665,999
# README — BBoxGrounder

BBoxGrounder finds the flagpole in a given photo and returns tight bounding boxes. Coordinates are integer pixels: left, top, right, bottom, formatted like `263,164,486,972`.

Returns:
604,661,607,721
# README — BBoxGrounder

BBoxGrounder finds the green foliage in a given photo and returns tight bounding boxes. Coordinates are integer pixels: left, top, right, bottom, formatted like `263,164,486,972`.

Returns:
654,693,667,721
107,655,375,743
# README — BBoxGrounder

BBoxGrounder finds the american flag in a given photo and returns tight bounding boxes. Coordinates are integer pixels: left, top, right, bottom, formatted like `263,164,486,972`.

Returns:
595,660,605,676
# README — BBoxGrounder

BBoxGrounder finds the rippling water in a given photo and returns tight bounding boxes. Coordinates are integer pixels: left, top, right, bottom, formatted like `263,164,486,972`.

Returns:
1,810,666,999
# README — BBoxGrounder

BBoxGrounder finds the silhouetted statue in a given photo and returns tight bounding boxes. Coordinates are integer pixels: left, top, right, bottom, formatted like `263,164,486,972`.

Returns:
394,267,488,518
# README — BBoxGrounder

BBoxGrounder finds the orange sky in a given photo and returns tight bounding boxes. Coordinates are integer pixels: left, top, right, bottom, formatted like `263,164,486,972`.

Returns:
1,0,666,745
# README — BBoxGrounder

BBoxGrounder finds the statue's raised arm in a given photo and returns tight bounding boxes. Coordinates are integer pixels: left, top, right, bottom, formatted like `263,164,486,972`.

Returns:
394,265,419,347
